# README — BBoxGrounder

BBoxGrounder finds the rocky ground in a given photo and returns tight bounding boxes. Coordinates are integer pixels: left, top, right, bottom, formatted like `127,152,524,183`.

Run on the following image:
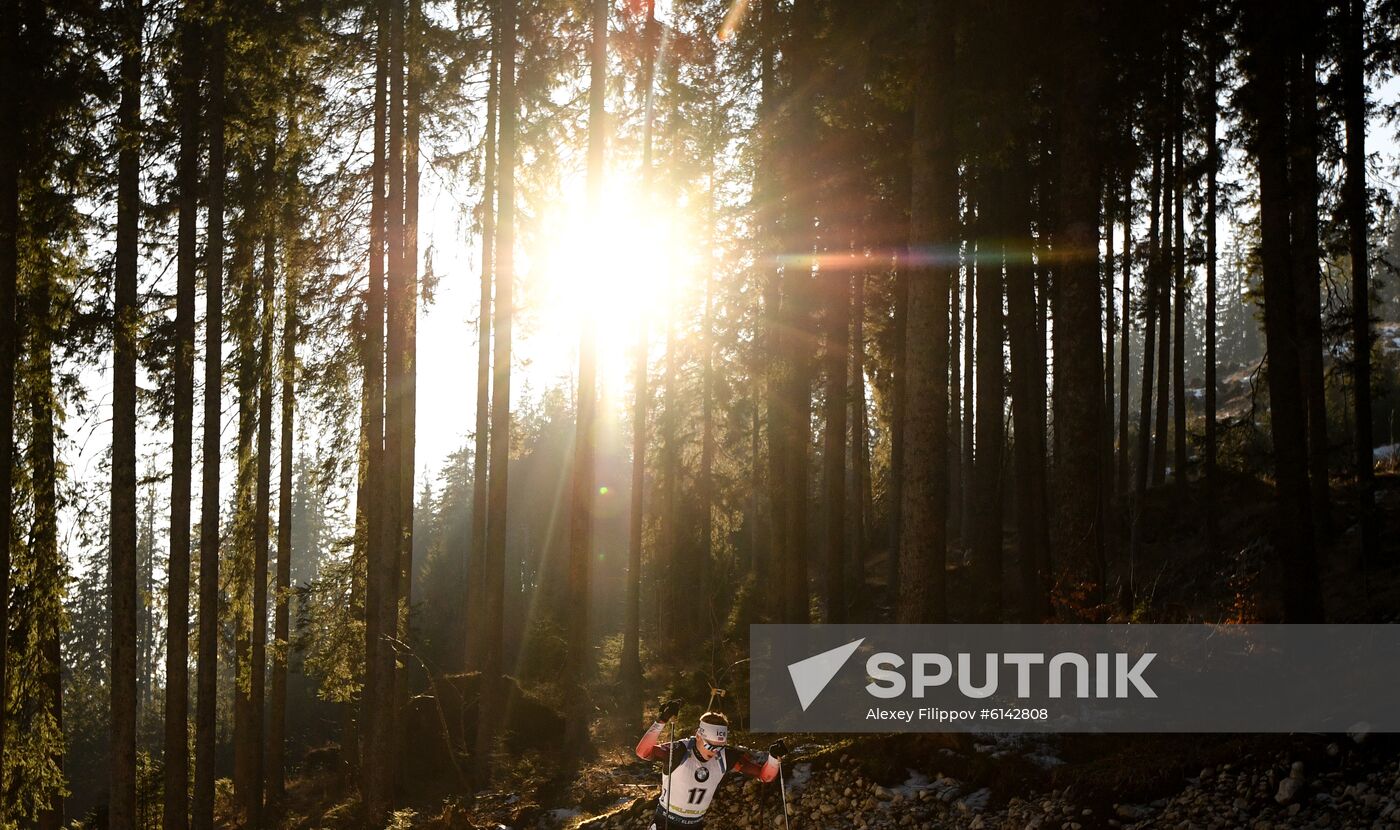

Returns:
569,733,1400,830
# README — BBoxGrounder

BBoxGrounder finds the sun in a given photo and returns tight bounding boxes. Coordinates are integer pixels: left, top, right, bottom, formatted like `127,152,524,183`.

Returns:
532,173,688,396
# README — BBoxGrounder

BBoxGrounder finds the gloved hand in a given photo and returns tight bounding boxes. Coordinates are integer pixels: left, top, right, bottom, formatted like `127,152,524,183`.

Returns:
768,738,788,759
657,698,682,723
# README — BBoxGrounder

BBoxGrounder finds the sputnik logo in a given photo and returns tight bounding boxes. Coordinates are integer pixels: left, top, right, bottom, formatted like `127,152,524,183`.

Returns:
787,638,865,711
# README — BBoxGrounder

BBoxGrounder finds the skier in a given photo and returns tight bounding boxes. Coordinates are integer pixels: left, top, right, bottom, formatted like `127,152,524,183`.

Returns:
635,699,789,829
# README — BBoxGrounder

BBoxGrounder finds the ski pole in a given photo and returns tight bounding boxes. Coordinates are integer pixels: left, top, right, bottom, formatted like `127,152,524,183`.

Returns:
759,767,767,829
777,757,791,830
663,715,676,830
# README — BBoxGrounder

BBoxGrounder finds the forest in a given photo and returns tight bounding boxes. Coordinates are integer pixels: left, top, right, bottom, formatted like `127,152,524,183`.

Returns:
6,0,1400,827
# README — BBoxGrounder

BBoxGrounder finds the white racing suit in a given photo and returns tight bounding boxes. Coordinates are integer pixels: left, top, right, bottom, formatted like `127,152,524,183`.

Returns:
635,721,779,829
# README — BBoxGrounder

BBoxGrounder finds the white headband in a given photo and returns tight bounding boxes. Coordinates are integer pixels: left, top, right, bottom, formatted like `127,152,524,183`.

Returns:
696,721,728,745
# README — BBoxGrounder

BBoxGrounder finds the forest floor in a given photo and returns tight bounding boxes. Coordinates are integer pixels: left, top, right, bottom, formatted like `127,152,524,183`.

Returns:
285,730,1400,829
271,470,1400,830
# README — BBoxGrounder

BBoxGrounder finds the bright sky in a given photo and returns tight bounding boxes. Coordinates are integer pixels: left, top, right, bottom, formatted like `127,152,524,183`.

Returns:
412,163,687,483
51,40,1400,572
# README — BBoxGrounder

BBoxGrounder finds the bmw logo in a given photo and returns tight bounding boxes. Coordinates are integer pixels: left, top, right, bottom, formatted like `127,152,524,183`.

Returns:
695,766,710,782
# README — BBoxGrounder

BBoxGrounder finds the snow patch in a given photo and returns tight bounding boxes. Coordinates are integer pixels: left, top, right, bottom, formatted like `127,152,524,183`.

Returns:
957,787,992,813
888,769,964,805
1025,750,1066,770
785,762,813,794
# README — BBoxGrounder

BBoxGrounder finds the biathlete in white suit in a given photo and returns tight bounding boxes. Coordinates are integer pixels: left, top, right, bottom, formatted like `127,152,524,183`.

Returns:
634,699,789,830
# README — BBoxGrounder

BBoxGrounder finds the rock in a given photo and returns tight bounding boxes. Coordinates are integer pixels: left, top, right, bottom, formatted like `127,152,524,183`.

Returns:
1116,804,1150,820
1290,762,1306,781
1276,778,1303,806
1348,722,1372,744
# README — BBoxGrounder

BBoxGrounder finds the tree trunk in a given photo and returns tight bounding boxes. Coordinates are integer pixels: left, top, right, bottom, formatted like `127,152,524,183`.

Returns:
0,0,18,791
1153,118,1171,488
850,271,872,594
1104,188,1116,513
960,246,974,540
1051,0,1105,619
896,0,952,621
1008,161,1047,623
110,0,142,821
1117,176,1132,520
1343,0,1375,562
782,0,820,627
467,11,497,672
402,0,421,643
249,188,277,830
621,310,647,692
348,323,371,783
394,0,421,783
268,127,298,806
1241,0,1323,622
360,0,389,796
370,0,407,807
972,179,1004,621
700,119,719,619
31,220,65,830
232,213,259,825
619,0,656,709
140,491,156,711
1134,139,1161,504
887,266,907,608
1172,42,1187,500
947,259,962,546
659,287,680,641
564,0,605,752
1204,13,1219,548
823,257,849,623
1288,1,1330,537
165,6,200,825
193,16,226,829
475,0,516,781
